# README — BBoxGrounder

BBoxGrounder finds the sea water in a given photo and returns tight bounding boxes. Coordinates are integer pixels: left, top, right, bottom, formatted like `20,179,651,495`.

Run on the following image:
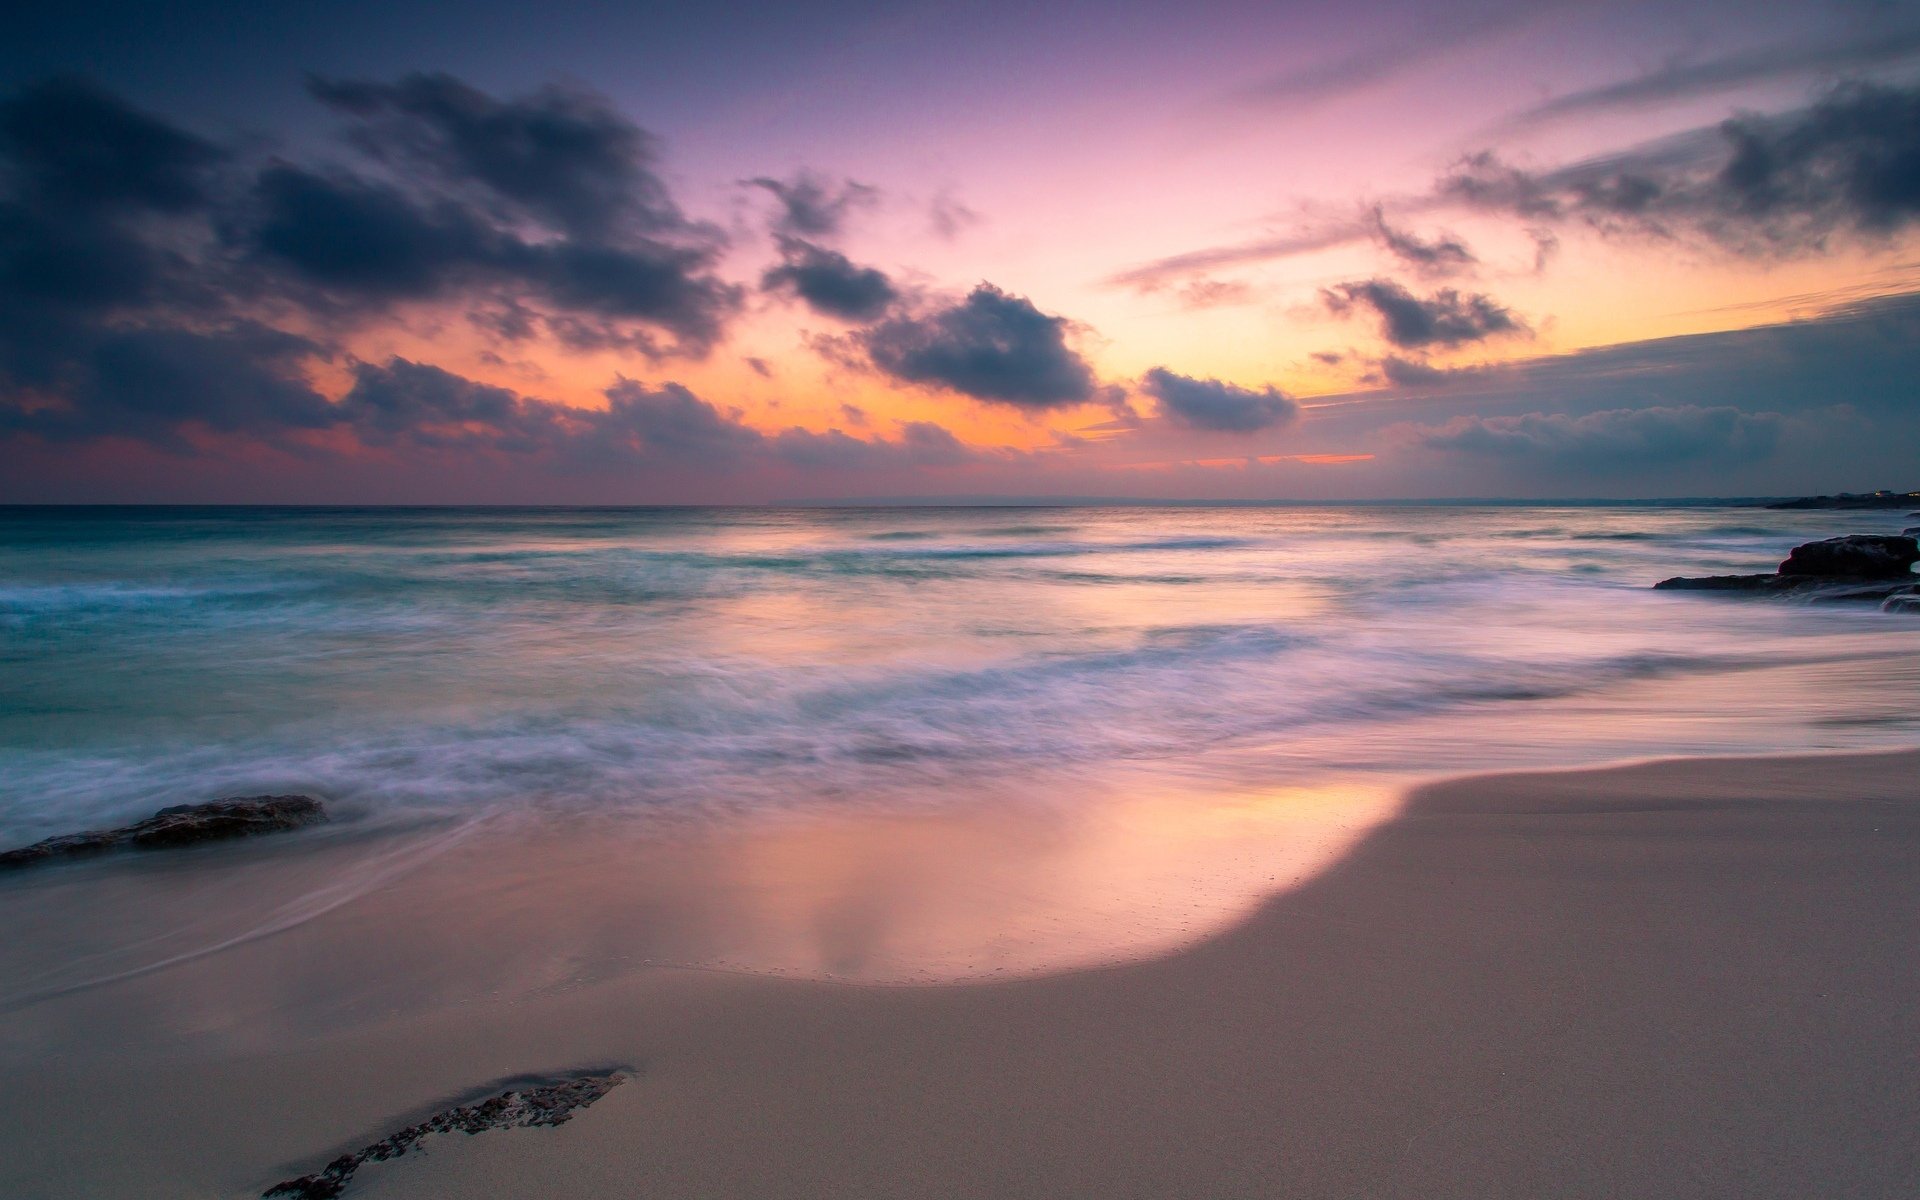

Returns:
2,504,1918,1007
3,502,1917,843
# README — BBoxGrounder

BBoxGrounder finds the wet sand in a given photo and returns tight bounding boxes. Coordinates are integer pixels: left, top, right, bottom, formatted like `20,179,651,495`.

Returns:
3,749,1918,1198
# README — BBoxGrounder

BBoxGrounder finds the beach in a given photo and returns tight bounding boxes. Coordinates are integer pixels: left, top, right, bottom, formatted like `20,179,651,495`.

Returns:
3,748,1916,1198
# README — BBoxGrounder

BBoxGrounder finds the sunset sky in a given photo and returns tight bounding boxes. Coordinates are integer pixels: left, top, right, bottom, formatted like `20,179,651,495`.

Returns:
4,0,1919,501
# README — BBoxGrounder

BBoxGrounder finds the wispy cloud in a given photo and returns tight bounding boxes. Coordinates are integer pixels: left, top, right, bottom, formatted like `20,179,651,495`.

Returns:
1223,2,1537,109
1501,26,1920,131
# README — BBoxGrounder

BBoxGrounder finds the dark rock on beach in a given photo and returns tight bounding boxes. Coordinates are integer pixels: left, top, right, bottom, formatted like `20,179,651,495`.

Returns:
0,796,327,869
1655,534,1918,604
1777,534,1919,578
265,1071,627,1199
1653,574,1917,602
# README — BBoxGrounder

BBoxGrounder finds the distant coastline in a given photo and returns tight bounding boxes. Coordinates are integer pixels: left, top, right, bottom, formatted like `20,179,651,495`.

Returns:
6,492,1916,511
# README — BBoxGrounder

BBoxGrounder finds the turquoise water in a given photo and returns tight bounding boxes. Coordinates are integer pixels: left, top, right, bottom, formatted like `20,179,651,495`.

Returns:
3,504,1918,846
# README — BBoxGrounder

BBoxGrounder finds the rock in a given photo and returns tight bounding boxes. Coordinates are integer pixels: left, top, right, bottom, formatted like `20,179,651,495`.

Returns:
1653,573,1914,601
1654,573,1795,592
0,796,326,869
1654,531,1917,603
1777,534,1919,578
266,1071,627,1198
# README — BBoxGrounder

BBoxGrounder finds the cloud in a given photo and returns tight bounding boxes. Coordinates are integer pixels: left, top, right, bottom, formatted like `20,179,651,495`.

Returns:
1106,219,1370,292
745,172,879,239
0,70,747,457
308,73,684,239
336,358,560,451
1377,355,1451,385
1141,367,1299,432
1370,206,1475,276
1324,278,1526,347
1174,279,1255,309
928,191,980,241
589,379,765,464
770,419,977,469
1225,4,1529,108
245,164,497,301
761,237,897,320
1412,404,1785,469
1503,27,1920,130
0,76,223,216
1446,80,1920,253
2,325,331,447
1121,77,1920,293
859,284,1097,408
238,77,740,354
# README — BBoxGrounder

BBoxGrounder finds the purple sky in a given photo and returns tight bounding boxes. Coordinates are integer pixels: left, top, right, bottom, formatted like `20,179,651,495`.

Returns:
4,0,1920,500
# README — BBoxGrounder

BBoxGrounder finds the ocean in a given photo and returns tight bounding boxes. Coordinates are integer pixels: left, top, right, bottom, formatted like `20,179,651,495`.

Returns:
4,503,1918,848
3,501,1920,1007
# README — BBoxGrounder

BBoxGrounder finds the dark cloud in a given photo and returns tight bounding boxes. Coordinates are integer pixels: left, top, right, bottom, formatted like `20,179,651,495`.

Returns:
0,73,764,462
0,84,332,449
2,324,329,447
770,419,976,469
859,285,1097,408
309,73,684,239
1503,28,1920,130
1141,367,1298,433
1413,404,1785,469
762,237,897,320
1324,278,1526,348
0,76,222,215
246,164,497,301
0,72,741,419
23,336,988,476
1370,206,1475,277
590,379,764,464
746,172,878,239
240,76,740,354
1378,354,1450,386
337,358,561,451
0,80,223,353
1446,80,1920,253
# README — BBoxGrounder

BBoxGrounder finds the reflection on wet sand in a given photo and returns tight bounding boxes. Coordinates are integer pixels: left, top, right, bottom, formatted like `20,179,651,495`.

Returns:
0,775,1397,1062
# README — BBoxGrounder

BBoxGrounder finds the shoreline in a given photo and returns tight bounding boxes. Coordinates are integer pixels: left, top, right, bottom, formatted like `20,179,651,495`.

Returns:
3,746,1918,1197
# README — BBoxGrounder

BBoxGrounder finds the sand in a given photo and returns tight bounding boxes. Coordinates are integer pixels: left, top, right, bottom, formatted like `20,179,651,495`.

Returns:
3,749,1917,1198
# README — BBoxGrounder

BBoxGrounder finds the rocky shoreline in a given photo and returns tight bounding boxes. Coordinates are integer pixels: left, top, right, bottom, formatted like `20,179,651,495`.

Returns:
1655,532,1920,612
1760,489,1920,510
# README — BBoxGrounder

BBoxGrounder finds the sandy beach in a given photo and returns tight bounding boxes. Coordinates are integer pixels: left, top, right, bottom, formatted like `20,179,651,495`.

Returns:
3,747,1916,1199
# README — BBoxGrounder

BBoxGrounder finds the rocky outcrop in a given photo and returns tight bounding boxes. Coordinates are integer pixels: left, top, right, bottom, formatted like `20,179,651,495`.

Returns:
1654,574,1918,603
0,796,327,869
265,1071,627,1199
1656,534,1918,607
1777,534,1919,577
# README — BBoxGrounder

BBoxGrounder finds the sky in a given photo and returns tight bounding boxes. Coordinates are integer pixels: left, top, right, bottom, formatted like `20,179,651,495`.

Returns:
3,0,1919,502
